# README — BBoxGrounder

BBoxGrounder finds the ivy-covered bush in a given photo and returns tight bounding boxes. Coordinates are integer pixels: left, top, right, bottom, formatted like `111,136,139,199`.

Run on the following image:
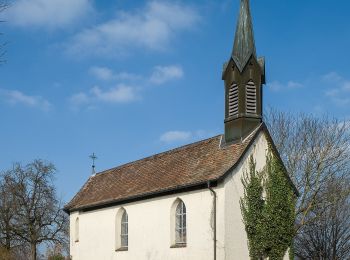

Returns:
240,153,296,260
240,156,265,259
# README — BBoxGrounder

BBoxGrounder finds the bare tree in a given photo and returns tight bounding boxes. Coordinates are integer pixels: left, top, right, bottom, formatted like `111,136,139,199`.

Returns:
0,173,17,252
265,109,350,259
265,109,350,230
295,177,350,259
1,160,68,260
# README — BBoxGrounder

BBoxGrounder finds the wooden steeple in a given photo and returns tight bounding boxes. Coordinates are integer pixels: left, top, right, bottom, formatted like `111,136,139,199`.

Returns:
222,0,265,144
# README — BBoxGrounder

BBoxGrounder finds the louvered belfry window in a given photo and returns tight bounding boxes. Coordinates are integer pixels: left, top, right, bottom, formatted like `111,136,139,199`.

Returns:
228,83,239,117
246,81,256,114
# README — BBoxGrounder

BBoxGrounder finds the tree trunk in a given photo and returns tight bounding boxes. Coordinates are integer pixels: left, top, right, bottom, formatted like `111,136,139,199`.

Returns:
5,216,11,251
5,234,11,251
30,243,36,260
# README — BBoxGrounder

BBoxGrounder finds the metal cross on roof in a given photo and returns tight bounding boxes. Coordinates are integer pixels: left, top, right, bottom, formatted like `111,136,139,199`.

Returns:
89,152,97,175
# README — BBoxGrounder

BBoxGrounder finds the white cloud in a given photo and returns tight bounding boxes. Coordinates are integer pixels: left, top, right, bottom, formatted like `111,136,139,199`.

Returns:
7,0,92,29
0,89,51,111
160,131,192,143
159,130,212,144
268,80,303,92
150,65,184,85
89,66,141,82
322,72,343,82
66,1,200,57
91,85,137,103
89,67,114,81
69,84,138,109
69,92,89,106
77,64,184,109
323,72,350,106
90,65,184,85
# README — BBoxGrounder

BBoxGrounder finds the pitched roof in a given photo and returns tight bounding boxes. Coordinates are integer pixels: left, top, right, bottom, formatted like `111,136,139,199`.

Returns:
65,125,263,213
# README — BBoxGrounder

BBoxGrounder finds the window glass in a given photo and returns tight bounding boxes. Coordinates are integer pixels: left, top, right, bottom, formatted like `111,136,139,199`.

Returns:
175,201,186,244
121,211,128,248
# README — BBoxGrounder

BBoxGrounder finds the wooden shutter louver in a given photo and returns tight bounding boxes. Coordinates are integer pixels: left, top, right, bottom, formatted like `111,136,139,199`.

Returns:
246,81,256,114
228,83,239,117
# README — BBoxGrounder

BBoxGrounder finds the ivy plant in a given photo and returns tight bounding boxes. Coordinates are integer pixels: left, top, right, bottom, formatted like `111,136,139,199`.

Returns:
240,153,296,260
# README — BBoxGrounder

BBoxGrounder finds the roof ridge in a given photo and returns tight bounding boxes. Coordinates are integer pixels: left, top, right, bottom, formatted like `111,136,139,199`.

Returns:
94,134,223,177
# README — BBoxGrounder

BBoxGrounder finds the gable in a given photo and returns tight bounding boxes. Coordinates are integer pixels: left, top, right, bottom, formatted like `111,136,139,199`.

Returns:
222,126,298,196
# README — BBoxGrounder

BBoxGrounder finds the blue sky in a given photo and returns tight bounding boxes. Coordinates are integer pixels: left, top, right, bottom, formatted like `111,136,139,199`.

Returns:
1,0,349,202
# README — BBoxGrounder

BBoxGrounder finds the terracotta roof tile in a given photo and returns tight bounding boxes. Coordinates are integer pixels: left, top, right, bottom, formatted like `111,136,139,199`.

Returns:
65,127,262,212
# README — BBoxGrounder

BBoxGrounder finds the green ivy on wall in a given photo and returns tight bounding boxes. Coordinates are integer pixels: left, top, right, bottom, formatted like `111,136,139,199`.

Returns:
240,153,296,260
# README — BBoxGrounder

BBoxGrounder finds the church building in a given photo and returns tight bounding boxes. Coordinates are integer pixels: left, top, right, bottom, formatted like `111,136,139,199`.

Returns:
65,1,296,259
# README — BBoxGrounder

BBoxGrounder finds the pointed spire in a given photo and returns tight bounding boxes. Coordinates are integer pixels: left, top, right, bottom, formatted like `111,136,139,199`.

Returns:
232,0,256,71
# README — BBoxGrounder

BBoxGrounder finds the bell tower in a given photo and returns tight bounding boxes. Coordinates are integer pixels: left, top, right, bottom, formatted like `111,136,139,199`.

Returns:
222,0,265,144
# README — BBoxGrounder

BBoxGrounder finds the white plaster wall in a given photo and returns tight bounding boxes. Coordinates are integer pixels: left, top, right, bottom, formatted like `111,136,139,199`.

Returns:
223,131,269,260
69,212,79,260
70,188,224,260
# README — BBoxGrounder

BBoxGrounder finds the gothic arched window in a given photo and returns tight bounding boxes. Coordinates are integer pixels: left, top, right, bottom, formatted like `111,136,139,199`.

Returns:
175,200,186,245
115,208,128,251
121,211,128,248
170,199,187,247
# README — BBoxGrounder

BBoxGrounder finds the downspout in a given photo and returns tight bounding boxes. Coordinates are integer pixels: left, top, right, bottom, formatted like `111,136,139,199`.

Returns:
207,181,217,260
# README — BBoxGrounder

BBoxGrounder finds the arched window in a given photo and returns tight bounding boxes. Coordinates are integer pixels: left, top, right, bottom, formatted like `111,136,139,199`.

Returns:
121,211,128,248
246,81,256,114
175,201,186,244
171,199,187,247
75,217,79,242
228,83,239,117
115,208,128,251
